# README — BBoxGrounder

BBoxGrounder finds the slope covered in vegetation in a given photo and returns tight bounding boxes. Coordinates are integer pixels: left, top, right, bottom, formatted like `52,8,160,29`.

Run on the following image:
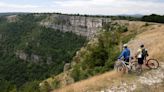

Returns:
0,14,86,92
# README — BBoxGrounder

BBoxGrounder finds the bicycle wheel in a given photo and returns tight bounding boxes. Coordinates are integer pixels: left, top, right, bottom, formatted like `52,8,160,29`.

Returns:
116,64,126,73
147,59,159,69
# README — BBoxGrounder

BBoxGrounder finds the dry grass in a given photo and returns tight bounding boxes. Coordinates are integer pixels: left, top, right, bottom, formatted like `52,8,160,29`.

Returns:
128,25,164,62
53,71,123,92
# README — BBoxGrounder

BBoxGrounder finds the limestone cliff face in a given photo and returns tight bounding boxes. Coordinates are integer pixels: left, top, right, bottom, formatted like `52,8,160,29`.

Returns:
15,50,42,63
6,15,18,22
40,14,111,38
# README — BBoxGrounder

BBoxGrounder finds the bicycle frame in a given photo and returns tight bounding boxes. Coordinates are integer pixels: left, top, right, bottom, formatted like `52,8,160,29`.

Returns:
117,59,133,67
116,59,137,72
116,60,128,70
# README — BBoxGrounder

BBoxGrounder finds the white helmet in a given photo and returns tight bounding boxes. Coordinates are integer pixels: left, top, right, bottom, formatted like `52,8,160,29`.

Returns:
123,44,128,48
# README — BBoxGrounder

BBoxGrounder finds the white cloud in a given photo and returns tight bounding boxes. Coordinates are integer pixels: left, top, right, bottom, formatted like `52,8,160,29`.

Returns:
0,1,41,13
0,2,39,9
52,0,115,7
50,0,164,15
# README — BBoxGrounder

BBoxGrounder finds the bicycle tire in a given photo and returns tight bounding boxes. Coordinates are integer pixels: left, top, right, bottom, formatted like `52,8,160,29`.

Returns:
147,59,159,69
116,63,126,73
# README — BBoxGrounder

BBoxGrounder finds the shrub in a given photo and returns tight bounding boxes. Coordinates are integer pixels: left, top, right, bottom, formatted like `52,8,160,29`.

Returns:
39,81,51,92
51,79,60,89
144,22,149,26
19,81,40,92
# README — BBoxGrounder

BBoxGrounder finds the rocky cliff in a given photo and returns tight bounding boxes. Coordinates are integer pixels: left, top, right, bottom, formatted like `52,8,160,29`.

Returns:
5,13,112,39
40,14,111,38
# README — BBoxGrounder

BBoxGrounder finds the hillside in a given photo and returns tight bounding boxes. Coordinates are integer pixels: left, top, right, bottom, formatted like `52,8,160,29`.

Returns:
0,14,87,92
52,22,164,92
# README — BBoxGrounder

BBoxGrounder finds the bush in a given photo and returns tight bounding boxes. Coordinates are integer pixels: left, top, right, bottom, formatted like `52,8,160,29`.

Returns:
51,79,60,89
39,81,51,92
144,23,149,26
0,80,17,92
19,81,40,92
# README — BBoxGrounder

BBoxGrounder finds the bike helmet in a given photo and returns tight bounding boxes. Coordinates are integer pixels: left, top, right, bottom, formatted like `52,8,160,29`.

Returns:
140,44,144,48
123,44,128,48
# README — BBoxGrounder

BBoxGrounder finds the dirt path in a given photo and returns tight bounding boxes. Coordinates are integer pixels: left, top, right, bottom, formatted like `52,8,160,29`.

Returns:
100,62,164,92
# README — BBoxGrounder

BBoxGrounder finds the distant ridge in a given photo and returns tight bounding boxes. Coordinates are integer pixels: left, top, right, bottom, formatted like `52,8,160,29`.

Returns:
0,12,142,17
0,12,29,16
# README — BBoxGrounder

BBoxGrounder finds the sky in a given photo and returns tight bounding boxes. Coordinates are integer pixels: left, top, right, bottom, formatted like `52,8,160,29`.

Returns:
0,0,164,15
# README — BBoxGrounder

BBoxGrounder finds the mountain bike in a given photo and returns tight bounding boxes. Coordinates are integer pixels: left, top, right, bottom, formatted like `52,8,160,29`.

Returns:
114,57,159,75
114,59,137,73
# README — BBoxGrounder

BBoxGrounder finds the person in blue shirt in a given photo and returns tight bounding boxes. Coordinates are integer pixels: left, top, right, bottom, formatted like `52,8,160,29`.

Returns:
118,44,131,64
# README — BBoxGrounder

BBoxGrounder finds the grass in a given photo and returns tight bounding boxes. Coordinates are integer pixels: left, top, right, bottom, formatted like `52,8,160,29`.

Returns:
128,24,164,62
53,71,123,92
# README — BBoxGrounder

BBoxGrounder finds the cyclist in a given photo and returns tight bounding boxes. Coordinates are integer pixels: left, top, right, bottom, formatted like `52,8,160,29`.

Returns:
141,44,149,61
118,44,131,65
135,44,149,70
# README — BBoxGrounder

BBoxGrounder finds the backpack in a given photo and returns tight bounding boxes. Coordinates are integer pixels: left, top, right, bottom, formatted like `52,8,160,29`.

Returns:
142,48,148,57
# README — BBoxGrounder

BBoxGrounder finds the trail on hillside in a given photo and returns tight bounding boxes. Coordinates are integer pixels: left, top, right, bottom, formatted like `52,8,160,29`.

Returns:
101,62,164,92
54,63,164,92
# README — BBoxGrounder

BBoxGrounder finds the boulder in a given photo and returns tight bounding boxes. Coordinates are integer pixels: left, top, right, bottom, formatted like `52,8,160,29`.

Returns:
63,63,71,72
31,54,40,63
16,50,28,61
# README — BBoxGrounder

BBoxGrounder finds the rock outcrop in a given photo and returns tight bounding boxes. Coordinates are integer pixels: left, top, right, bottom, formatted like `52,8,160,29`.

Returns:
16,50,28,61
6,15,18,22
63,63,71,72
16,50,41,63
40,14,111,38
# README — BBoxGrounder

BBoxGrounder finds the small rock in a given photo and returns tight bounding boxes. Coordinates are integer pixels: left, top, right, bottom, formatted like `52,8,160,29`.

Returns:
16,50,28,61
63,63,71,72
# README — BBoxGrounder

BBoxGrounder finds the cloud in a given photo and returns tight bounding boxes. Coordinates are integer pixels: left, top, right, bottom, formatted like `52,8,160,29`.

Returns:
0,2,39,8
52,0,114,7
50,0,164,15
